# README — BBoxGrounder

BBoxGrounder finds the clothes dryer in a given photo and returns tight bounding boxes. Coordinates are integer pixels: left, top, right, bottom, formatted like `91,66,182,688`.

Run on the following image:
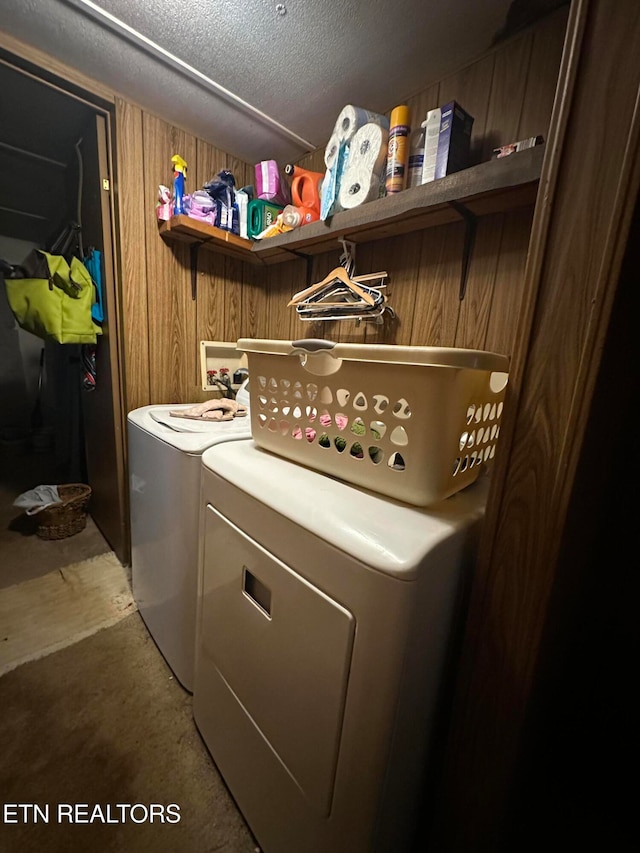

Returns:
194,439,488,852
127,384,250,692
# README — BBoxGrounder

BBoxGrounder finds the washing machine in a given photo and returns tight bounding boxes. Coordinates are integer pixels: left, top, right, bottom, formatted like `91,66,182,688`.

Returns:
193,439,489,853
127,383,250,692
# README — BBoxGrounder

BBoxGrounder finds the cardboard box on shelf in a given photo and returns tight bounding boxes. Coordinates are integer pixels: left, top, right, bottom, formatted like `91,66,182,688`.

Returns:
434,101,474,180
492,135,544,159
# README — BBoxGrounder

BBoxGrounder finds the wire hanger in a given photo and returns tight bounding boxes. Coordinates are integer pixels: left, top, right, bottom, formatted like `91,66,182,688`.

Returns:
293,274,390,322
288,237,393,322
287,265,377,307
289,237,388,307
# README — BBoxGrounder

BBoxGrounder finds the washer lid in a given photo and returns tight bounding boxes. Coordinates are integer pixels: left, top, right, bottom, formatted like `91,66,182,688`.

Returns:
127,404,252,453
201,440,488,577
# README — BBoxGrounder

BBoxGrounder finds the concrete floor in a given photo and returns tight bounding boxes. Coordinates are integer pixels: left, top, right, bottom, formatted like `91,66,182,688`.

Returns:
0,613,260,852
0,443,260,852
0,443,110,589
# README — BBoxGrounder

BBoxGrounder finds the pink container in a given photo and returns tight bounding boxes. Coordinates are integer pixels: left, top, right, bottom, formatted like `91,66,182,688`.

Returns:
255,160,291,206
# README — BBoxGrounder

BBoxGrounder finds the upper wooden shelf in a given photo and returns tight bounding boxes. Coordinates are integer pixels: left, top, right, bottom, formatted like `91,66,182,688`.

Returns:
159,144,544,266
158,215,260,264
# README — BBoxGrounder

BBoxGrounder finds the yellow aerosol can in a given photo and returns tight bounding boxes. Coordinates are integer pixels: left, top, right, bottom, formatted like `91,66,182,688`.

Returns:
385,105,411,194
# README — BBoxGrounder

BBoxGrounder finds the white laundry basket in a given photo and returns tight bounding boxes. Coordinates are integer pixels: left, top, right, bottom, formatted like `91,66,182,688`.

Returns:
237,338,510,506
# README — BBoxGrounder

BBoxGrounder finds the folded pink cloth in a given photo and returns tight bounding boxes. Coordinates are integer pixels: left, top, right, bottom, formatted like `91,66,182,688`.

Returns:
170,399,247,421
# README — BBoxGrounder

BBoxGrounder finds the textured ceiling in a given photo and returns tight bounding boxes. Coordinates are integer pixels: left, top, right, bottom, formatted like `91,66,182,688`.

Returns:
0,0,515,165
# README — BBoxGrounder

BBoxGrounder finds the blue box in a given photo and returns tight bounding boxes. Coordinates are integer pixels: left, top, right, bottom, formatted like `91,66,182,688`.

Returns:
435,101,474,179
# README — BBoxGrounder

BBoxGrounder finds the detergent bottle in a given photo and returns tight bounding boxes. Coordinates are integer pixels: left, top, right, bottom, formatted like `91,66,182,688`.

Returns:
283,164,324,214
282,204,320,228
254,212,293,240
171,154,188,215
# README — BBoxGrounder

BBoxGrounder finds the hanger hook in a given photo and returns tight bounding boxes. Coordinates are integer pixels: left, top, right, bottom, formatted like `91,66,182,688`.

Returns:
339,238,356,276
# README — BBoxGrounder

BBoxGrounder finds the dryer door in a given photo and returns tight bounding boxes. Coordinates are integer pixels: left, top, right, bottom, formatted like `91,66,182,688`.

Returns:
196,503,355,817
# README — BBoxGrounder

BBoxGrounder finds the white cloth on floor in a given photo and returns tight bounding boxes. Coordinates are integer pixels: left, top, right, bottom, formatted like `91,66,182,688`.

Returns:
14,485,61,515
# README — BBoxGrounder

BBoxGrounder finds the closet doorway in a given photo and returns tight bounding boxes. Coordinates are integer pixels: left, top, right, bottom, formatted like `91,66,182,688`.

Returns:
0,55,127,566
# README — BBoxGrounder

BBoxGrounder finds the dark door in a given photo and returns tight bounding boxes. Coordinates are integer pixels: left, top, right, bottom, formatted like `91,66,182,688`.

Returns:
78,112,128,564
0,59,129,565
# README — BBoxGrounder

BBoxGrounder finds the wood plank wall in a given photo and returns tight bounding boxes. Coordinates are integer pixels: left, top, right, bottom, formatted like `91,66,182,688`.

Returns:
116,6,568,412
115,104,257,409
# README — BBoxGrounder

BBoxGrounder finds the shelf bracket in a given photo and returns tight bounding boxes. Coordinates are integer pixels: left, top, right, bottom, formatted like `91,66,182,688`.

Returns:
190,241,204,300
448,200,477,301
305,253,313,286
278,247,314,285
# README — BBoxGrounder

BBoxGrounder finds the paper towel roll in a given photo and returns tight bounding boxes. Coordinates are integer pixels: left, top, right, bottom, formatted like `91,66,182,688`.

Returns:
334,105,390,143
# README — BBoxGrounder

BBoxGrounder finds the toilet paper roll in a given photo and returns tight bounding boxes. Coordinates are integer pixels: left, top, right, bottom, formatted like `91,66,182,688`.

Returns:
334,104,390,143
347,122,389,175
339,169,382,209
321,138,350,220
337,123,388,210
324,132,342,169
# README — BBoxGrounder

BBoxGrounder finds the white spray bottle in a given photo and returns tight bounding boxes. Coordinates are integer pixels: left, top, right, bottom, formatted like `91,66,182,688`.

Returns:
421,108,442,184
407,121,427,188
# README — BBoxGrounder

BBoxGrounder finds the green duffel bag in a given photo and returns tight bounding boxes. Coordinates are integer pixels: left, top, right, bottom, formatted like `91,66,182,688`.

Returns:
4,250,102,344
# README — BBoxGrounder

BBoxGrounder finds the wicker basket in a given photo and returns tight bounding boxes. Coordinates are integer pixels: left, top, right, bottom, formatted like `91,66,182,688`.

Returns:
37,484,92,540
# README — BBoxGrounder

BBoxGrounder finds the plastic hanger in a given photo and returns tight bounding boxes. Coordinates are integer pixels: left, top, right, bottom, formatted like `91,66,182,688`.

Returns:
296,299,392,323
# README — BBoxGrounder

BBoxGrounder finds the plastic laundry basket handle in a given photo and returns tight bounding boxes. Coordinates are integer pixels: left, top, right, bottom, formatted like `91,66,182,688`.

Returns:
292,339,336,352
291,339,342,376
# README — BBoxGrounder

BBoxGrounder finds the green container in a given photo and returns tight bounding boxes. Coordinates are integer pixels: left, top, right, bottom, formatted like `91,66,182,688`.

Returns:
247,199,283,239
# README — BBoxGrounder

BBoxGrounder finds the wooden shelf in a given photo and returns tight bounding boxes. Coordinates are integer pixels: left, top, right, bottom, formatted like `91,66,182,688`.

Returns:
158,215,260,264
253,144,545,264
159,144,544,267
